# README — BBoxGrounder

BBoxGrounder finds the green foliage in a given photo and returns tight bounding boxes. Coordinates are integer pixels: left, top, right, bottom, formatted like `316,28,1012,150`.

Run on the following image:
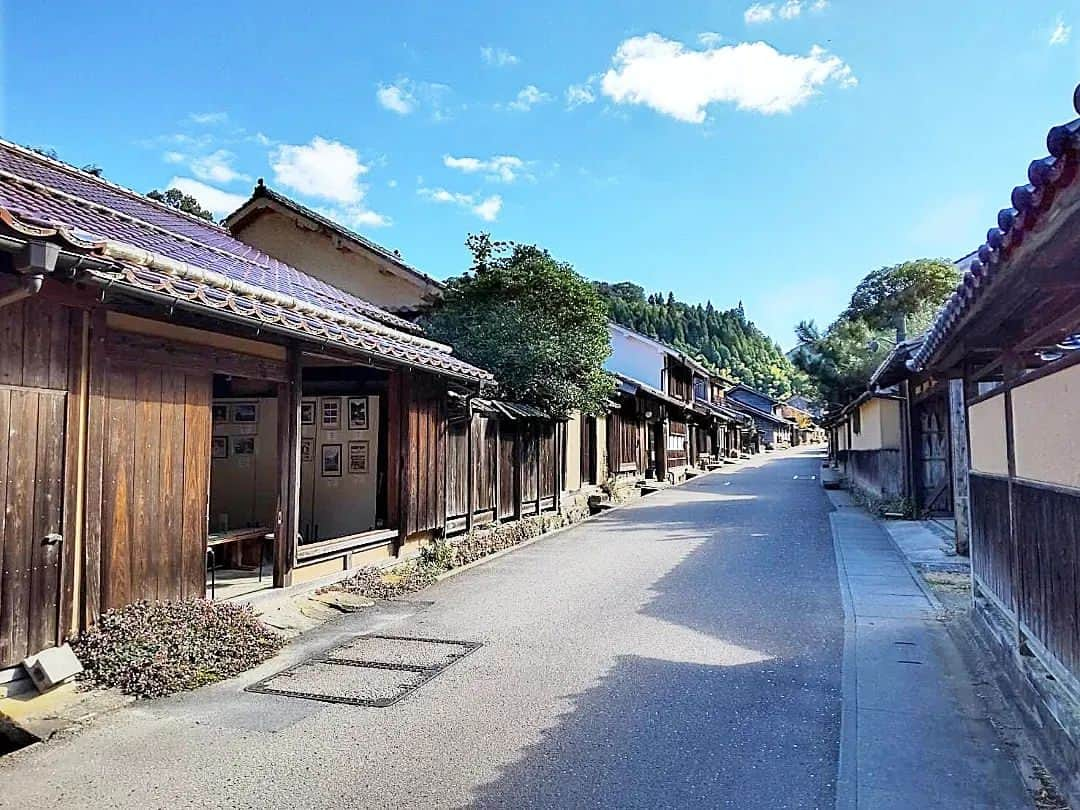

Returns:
72,599,284,698
593,281,813,401
423,234,615,417
793,258,960,406
147,187,216,222
25,144,103,177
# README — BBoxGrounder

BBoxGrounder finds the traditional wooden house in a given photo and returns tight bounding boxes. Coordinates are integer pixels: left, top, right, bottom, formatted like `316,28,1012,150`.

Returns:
604,323,744,481
225,180,443,313
726,383,795,449
826,390,905,500
0,141,494,672
907,86,1080,795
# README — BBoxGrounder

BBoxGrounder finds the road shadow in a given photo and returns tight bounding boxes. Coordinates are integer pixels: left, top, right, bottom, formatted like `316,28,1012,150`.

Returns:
467,450,843,809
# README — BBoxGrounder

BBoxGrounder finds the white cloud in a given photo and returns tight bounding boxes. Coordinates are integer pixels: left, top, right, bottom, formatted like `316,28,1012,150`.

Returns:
317,205,391,229
189,111,228,125
811,0,828,10
1050,17,1071,45
697,32,724,47
443,154,527,183
502,84,552,112
418,187,503,221
744,3,774,23
566,81,597,109
481,46,519,67
779,0,802,20
190,149,250,185
600,34,856,122
166,177,246,217
163,151,185,164
376,79,416,114
270,136,368,204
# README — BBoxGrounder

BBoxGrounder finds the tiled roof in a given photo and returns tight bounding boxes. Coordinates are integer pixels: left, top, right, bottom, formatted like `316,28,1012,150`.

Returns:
912,84,1080,370
0,140,493,383
226,182,443,292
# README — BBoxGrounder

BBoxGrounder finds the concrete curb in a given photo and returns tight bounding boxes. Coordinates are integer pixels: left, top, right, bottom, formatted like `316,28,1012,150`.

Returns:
829,512,859,810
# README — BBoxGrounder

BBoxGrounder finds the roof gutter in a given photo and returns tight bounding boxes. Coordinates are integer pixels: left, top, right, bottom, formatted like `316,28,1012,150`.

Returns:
0,238,61,309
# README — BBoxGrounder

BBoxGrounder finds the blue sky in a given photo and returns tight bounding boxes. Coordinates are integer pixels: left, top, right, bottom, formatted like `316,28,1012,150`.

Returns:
4,1,1079,347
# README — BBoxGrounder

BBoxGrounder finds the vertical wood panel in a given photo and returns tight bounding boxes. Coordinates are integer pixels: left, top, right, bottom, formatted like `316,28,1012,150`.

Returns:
180,374,211,598
158,371,186,601
132,366,162,602
102,366,136,610
60,310,86,641
28,393,64,653
82,311,107,625
1,391,39,662
0,300,24,385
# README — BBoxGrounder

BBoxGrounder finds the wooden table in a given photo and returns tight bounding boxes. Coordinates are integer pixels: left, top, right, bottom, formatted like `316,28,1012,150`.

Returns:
206,527,272,598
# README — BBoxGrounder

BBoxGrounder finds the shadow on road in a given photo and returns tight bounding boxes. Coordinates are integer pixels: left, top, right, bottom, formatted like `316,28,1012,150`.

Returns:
469,450,843,809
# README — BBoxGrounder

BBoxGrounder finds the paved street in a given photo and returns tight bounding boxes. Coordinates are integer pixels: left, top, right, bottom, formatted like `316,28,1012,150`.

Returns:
0,448,972,809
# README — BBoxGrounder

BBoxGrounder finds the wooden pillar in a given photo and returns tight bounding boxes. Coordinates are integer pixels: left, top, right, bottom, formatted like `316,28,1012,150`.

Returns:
1002,354,1024,648
493,418,501,520
465,412,476,533
274,345,301,588
553,421,562,513
948,378,972,556
535,422,542,513
514,423,523,520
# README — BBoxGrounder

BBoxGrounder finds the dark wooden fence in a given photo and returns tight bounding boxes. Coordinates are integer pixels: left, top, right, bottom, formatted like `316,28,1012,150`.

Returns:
446,413,562,535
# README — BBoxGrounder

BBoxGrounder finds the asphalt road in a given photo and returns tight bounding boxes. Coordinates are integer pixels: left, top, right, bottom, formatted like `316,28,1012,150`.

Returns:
1,448,843,809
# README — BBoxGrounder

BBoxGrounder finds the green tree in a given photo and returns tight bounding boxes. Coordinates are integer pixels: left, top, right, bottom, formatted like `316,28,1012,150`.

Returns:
844,258,958,336
423,234,614,417
146,188,216,222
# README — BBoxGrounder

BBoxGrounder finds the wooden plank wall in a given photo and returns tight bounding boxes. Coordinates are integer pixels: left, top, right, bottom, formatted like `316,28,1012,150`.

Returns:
0,297,80,666
446,421,469,520
498,424,517,520
607,404,646,474
94,361,211,610
399,371,447,539
538,423,556,500
474,416,498,517
970,473,1014,614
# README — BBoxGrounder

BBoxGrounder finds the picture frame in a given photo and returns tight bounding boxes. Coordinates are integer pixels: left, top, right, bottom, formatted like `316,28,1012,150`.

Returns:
321,397,341,430
321,443,342,477
300,437,315,464
212,404,229,425
211,436,229,459
348,396,369,431
300,400,316,426
231,402,258,424
348,440,369,474
232,436,255,456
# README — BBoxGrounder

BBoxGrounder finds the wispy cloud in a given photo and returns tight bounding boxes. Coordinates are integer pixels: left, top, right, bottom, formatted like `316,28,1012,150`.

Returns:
697,32,724,47
418,187,503,221
481,46,519,67
500,84,552,112
189,111,229,125
190,149,250,185
166,177,246,216
745,0,826,24
600,33,855,122
376,79,417,115
566,80,597,109
1049,16,1071,45
444,154,528,183
375,78,454,120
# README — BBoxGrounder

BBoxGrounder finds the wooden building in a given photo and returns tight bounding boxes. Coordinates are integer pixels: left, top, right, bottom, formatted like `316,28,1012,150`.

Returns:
726,383,795,450
0,141,494,670
907,86,1080,797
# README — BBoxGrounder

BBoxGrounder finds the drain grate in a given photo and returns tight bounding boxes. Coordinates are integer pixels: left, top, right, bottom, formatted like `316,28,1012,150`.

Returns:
246,634,481,707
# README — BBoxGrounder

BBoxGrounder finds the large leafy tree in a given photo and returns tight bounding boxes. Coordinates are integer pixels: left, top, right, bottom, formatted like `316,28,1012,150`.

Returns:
792,258,960,405
423,234,614,417
146,188,216,222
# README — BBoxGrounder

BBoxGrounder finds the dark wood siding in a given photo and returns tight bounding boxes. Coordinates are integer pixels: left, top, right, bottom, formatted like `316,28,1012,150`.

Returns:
474,416,498,518
970,473,1013,614
608,404,646,475
446,421,469,520
398,372,447,539
498,423,517,520
95,361,211,610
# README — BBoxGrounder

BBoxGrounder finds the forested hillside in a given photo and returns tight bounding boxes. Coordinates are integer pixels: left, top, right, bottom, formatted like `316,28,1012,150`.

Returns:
594,281,811,400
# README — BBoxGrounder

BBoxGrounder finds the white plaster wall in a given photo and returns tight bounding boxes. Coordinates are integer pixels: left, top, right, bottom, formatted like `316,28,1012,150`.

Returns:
968,394,1008,477
604,326,665,388
1012,363,1080,488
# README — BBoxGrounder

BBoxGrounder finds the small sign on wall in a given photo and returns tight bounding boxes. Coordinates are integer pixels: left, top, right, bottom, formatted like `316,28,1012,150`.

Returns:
212,436,229,459
321,398,341,430
321,443,342,477
231,402,259,424
348,397,369,431
301,400,316,426
348,440,369,474
301,437,314,464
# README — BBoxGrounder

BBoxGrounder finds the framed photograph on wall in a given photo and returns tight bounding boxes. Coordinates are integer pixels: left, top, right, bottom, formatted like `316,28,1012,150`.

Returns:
321,398,341,430
231,402,258,424
232,436,255,456
301,437,315,464
211,436,229,459
321,443,342,477
348,440,369,474
212,404,229,425
348,397,369,431
300,400,316,426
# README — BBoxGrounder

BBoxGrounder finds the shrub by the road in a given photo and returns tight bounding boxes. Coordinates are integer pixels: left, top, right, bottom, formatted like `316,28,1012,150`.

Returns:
72,600,284,699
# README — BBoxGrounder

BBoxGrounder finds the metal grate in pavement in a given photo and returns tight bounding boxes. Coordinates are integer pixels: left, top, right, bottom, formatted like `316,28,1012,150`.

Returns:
246,634,481,707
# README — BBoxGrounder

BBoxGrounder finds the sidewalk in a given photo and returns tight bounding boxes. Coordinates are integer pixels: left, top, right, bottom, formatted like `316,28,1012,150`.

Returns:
828,489,1031,809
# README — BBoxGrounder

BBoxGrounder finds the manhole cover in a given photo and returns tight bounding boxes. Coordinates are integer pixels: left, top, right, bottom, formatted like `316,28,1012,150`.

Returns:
247,634,481,707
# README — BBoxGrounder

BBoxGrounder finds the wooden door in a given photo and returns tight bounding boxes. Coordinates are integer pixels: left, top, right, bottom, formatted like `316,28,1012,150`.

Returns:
915,395,952,516
580,416,597,485
0,388,67,667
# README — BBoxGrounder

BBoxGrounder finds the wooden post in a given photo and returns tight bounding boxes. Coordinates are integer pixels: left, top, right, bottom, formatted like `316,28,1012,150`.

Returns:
274,345,301,588
465,412,476,533
514,424,523,520
1002,354,1025,649
553,421,562,513
535,422,542,513
493,418,501,520
948,378,972,556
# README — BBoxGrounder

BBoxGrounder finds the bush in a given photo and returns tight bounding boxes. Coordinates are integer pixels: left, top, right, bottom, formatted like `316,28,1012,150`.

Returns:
72,600,284,699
